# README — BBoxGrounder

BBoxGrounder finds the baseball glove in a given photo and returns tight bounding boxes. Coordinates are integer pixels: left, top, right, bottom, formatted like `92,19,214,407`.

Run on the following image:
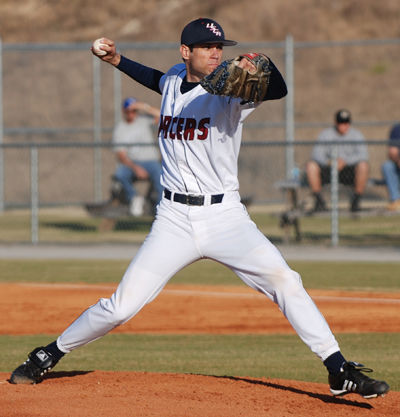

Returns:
200,53,271,102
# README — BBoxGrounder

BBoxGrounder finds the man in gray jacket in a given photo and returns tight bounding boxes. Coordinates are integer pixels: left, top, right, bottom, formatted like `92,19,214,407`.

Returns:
306,109,369,213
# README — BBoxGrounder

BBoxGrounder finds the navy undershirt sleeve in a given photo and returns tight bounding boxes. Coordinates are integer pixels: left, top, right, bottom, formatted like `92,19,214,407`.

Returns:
117,55,164,94
116,54,287,101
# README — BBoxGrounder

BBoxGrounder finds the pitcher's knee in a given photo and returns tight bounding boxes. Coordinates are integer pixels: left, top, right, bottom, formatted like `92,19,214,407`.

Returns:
266,267,303,295
98,297,133,327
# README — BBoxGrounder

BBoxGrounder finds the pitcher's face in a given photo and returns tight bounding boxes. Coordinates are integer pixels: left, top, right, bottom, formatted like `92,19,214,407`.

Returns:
181,43,223,82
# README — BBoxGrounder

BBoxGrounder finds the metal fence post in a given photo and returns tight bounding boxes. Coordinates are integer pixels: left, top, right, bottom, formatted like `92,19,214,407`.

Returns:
285,34,295,179
0,36,4,212
93,55,102,202
114,68,122,125
330,143,339,246
30,146,39,244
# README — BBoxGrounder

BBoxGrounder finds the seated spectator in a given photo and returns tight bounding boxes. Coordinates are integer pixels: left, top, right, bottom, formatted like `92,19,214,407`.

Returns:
306,109,369,213
381,123,400,211
112,97,162,216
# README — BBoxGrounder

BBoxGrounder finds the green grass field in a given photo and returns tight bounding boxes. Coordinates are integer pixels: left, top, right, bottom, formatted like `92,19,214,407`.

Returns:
1,259,399,390
2,333,399,389
0,208,399,246
1,259,399,291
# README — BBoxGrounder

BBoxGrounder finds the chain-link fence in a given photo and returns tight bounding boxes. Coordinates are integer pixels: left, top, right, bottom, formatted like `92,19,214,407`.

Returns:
1,38,400,245
1,140,398,246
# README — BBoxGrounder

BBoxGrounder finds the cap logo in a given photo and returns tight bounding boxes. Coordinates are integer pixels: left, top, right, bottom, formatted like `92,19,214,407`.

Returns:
205,23,221,37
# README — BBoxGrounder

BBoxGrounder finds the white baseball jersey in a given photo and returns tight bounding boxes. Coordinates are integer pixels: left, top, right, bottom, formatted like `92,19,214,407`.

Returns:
158,64,257,194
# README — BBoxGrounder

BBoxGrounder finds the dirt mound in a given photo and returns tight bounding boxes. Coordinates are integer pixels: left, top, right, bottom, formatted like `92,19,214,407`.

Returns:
1,371,398,417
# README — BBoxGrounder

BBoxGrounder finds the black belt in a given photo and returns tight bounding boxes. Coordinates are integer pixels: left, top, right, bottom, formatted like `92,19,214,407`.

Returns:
164,189,224,206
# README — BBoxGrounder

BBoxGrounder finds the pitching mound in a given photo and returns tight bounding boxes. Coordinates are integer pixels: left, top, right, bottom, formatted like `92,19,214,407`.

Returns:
1,371,398,417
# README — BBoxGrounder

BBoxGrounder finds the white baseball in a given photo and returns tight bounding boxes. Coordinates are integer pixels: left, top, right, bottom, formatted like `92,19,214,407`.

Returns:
92,38,107,56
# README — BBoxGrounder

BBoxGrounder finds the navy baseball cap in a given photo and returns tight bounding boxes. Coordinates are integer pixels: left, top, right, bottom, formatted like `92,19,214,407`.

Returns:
123,97,137,109
181,18,237,47
335,109,352,124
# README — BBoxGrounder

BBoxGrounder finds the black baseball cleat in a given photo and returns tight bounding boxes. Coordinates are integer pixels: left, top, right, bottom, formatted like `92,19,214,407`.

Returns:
329,361,390,399
10,347,59,384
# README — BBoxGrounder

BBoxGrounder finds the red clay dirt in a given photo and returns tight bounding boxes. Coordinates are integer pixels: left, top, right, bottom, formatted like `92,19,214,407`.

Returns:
1,282,400,335
1,371,398,417
1,282,399,416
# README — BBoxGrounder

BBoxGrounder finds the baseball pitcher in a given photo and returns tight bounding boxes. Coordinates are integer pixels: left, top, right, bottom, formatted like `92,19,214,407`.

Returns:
11,18,389,399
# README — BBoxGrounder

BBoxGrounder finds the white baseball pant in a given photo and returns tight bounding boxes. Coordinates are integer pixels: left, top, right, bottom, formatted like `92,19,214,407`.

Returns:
57,191,339,361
